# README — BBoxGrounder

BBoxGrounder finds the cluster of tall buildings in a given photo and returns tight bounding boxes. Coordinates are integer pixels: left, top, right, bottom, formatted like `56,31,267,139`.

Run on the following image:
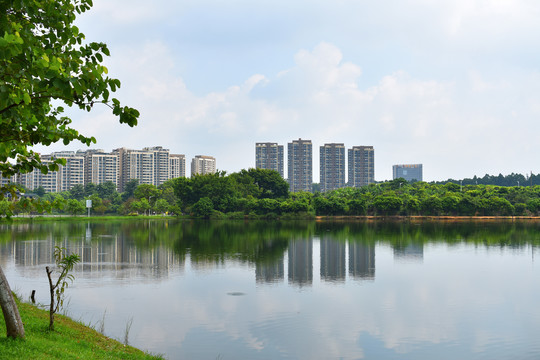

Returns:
1,140,423,194
256,139,375,192
6,147,216,193
257,139,423,192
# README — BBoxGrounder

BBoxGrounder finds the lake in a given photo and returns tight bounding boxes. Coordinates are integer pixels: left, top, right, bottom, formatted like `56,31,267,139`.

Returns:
1,219,539,359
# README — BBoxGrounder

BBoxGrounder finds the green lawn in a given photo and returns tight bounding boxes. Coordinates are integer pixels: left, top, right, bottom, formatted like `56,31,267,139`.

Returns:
0,299,164,360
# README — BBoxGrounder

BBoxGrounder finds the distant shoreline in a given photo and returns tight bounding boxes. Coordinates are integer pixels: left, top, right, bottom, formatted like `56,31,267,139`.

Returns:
4,214,540,223
314,215,540,221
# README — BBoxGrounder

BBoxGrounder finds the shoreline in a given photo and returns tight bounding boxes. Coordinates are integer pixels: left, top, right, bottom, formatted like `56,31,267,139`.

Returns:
0,298,162,359
3,214,540,223
314,215,540,221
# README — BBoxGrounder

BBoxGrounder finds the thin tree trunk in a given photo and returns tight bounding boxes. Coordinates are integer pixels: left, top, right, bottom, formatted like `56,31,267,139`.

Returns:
46,266,54,331
0,265,25,339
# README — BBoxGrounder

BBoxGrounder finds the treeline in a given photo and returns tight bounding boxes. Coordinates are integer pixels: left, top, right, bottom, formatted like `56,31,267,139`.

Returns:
2,169,540,218
312,179,540,216
436,172,540,187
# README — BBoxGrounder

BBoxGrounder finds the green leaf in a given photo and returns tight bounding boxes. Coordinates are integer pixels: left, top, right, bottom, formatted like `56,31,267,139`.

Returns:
1,0,139,180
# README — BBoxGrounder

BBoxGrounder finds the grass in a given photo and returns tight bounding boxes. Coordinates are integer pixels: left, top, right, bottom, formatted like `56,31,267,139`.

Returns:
0,298,164,360
3,215,181,223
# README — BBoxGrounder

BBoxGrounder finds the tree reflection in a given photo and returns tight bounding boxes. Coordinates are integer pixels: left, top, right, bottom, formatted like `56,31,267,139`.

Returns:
0,220,539,283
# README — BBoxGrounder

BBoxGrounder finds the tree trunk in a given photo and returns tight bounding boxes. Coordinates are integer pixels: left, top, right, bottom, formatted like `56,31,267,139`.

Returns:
0,265,25,339
46,266,55,331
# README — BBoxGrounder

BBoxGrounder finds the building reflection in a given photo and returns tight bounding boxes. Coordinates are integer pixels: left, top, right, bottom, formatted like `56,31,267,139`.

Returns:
288,239,313,287
0,224,381,287
393,242,424,262
256,258,284,284
348,241,375,280
0,229,184,281
320,237,345,282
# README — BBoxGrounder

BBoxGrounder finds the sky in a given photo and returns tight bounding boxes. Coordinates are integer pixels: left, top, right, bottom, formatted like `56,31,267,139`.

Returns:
37,0,540,182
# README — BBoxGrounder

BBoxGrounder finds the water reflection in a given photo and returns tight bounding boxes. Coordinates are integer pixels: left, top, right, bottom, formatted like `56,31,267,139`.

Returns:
288,239,313,287
1,220,540,359
2,220,540,285
0,221,185,282
349,241,375,280
320,237,346,282
394,242,424,262
255,257,284,284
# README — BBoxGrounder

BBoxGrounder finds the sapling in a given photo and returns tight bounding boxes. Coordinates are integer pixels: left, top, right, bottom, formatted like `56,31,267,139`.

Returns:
46,246,80,331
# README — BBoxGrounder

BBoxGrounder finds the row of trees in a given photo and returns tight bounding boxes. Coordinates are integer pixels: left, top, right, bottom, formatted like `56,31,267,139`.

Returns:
437,172,540,187
163,173,540,217
311,180,540,216
3,170,540,218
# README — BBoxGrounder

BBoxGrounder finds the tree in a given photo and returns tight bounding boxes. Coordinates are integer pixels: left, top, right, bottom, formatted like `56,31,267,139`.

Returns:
0,199,12,217
84,183,97,197
138,198,151,215
372,195,403,215
0,0,139,338
191,197,214,218
420,196,443,216
66,198,85,215
96,181,116,199
0,0,138,184
46,247,80,331
189,173,237,212
69,184,85,200
154,198,169,215
159,180,178,205
0,266,24,338
231,168,289,199
347,198,366,215
34,186,46,197
121,179,139,201
134,184,160,202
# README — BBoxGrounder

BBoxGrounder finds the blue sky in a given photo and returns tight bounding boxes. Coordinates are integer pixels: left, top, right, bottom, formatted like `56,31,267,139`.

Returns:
38,0,540,181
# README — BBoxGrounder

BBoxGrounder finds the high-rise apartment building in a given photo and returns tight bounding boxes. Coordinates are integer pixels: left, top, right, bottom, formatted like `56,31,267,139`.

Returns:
0,175,13,187
191,155,216,176
348,146,375,188
114,147,180,190
113,147,154,191
37,168,57,192
18,152,83,192
393,164,423,182
255,142,284,178
36,167,58,192
169,154,186,179
127,150,155,185
14,146,185,193
288,138,312,192
81,149,119,189
54,152,85,192
320,143,345,192
144,146,170,186
17,171,35,191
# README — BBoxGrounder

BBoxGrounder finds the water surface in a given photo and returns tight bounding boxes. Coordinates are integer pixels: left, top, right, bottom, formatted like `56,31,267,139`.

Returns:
1,220,539,359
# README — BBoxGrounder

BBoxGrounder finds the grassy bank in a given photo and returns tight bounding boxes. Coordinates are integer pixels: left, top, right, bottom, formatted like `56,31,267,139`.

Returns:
0,298,163,360
4,215,178,222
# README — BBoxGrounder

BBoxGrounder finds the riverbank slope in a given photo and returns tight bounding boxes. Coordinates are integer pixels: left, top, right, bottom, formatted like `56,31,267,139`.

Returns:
0,298,163,360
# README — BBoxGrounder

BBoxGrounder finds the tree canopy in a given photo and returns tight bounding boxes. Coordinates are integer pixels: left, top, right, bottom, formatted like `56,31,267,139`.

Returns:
0,0,139,339
0,0,139,184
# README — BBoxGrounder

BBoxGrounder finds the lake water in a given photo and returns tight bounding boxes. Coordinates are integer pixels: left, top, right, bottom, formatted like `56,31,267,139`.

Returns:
1,219,539,359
